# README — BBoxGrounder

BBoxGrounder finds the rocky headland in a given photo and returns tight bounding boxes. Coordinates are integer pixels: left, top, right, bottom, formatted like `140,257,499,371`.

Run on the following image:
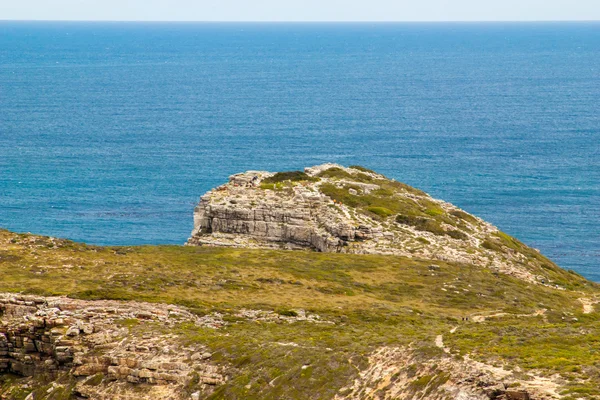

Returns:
188,164,558,284
1,164,599,399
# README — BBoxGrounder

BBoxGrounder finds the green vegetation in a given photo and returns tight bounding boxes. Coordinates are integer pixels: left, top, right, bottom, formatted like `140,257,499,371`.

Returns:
259,182,284,190
3,165,598,398
446,229,468,241
395,214,447,237
260,171,319,191
1,228,600,398
317,167,373,183
366,206,394,218
318,174,469,240
319,183,434,218
275,309,298,317
116,318,141,331
348,165,376,174
345,165,426,196
262,171,317,184
450,210,479,225
424,206,445,217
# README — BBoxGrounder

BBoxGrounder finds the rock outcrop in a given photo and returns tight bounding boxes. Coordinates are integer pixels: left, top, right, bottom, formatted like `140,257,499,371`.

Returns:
0,293,333,399
189,169,368,253
338,346,551,400
0,294,225,399
188,164,553,284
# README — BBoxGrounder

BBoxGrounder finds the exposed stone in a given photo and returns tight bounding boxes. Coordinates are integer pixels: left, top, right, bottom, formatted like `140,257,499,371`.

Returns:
187,164,539,283
506,390,531,400
0,293,227,399
0,293,331,398
66,325,80,337
338,346,554,400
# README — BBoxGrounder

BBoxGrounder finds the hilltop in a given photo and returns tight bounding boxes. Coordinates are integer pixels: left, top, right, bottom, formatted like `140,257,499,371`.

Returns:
0,165,599,399
188,164,569,286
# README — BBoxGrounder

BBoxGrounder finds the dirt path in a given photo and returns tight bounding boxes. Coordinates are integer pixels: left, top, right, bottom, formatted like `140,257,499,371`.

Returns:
471,308,547,323
579,297,597,314
435,335,450,353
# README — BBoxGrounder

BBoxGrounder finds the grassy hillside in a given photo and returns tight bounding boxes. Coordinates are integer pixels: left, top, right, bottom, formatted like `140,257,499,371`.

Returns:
1,229,600,399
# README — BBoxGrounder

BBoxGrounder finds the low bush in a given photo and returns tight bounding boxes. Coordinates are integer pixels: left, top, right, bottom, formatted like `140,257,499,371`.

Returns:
446,230,468,241
276,309,299,317
349,165,376,174
450,210,478,224
320,184,366,208
318,167,373,182
481,239,502,252
396,215,446,236
425,207,445,217
262,171,316,184
367,206,394,218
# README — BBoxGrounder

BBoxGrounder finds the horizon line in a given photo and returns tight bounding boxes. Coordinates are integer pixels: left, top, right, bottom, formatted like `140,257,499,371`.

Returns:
2,19,600,23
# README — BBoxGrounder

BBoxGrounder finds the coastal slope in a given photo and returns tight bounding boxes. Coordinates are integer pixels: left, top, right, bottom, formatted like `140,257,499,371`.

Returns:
0,165,599,399
188,164,568,285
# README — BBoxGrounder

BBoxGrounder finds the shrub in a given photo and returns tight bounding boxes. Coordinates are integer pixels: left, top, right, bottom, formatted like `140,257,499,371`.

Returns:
446,230,468,241
349,165,376,174
317,167,355,180
320,184,366,208
387,180,427,196
372,188,395,197
396,214,425,226
262,171,316,184
482,239,502,252
425,207,444,217
450,210,478,224
318,167,373,182
367,207,394,218
276,309,298,317
396,215,446,236
410,375,433,390
260,182,283,190
495,231,523,251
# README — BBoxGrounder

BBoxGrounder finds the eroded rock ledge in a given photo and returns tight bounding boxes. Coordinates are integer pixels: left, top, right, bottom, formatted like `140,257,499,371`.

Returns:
0,293,332,399
187,164,556,284
0,293,224,399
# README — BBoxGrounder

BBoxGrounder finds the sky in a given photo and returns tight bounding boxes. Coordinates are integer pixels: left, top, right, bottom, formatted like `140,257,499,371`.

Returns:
0,0,599,22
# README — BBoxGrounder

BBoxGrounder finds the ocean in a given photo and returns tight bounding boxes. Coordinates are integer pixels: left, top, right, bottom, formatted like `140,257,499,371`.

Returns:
0,22,599,279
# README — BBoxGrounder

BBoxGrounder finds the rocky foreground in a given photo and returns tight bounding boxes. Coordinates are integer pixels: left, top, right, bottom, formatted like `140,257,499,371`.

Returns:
0,294,224,399
1,294,560,400
1,165,599,399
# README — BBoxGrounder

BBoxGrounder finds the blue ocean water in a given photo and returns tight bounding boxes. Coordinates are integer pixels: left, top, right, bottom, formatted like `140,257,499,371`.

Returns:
0,22,599,279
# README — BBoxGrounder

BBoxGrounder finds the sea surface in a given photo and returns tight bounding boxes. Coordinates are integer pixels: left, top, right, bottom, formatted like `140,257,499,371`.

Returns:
1,22,599,279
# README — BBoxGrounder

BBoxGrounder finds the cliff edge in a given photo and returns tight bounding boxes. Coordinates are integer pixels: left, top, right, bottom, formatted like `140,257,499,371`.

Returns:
188,164,561,285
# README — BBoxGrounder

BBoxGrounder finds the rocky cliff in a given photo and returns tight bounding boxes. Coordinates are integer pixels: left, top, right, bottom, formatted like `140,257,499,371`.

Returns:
0,294,225,399
188,164,555,284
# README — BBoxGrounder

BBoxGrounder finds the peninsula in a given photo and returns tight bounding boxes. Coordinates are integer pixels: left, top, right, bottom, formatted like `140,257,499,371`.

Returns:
0,164,598,399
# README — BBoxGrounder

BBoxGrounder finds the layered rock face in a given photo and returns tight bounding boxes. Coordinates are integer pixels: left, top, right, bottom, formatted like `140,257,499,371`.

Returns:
187,164,549,283
0,292,332,399
188,169,378,253
0,294,225,399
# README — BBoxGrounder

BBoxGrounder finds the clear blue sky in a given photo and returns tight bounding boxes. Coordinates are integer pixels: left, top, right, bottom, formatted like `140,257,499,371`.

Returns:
1,0,599,22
